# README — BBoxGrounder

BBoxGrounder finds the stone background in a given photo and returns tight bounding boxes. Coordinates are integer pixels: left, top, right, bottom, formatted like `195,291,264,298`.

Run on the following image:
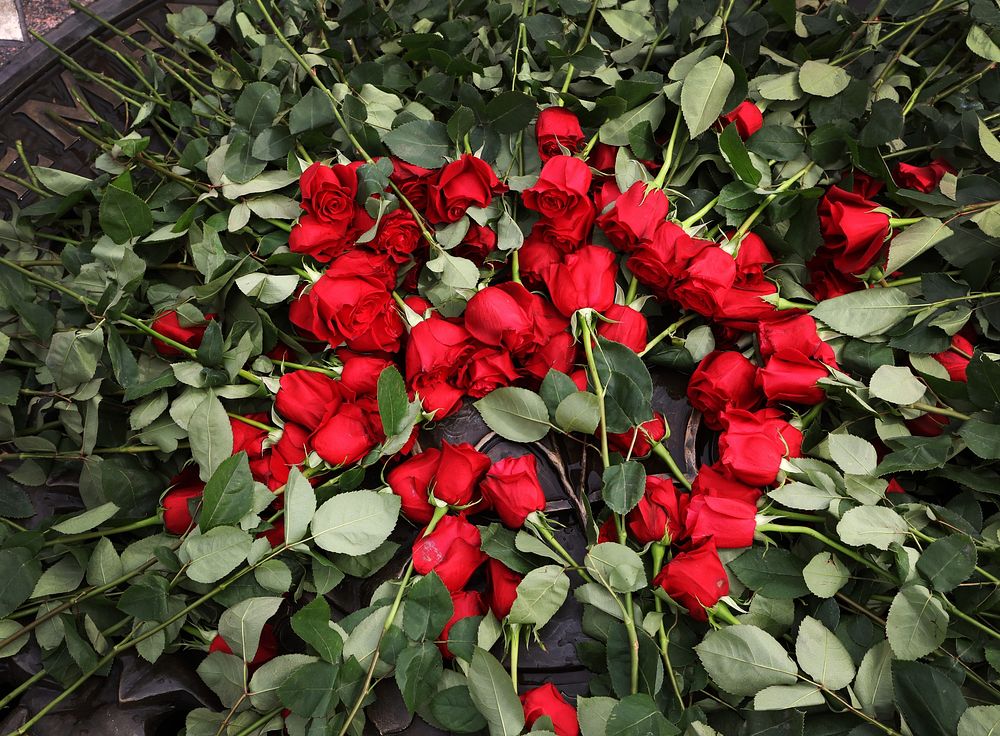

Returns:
0,0,96,69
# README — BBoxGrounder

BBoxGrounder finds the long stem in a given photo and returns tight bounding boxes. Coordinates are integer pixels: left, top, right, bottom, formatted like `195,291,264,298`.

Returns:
732,162,815,244
680,196,720,229
579,315,610,468
509,623,520,691
758,523,891,581
651,442,692,491
909,402,970,421
640,313,698,356
652,545,685,710
44,515,160,546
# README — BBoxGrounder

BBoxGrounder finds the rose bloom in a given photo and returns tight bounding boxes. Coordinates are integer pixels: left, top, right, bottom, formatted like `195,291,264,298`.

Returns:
536,107,585,161
339,354,395,395
815,185,890,274
626,476,686,544
487,558,522,619
151,310,213,357
438,590,485,658
653,539,729,621
453,223,497,264
690,462,761,505
627,221,710,299
162,480,203,534
521,683,579,736
684,495,758,549
523,155,593,220
311,403,377,466
933,333,973,382
267,423,309,491
672,246,737,317
460,346,520,398
292,273,404,352
687,351,760,430
517,236,563,287
597,515,619,544
718,408,803,486
209,623,279,670
596,181,669,252
434,442,491,507
390,159,436,212
412,514,486,591
426,154,506,223
756,315,837,405
596,304,647,353
478,454,547,528
544,245,617,317
718,101,764,139
290,161,374,262
520,331,577,383
607,412,667,457
405,317,474,418
895,159,954,193
387,448,441,523
276,370,349,431
586,142,619,176
372,208,423,264
464,283,538,352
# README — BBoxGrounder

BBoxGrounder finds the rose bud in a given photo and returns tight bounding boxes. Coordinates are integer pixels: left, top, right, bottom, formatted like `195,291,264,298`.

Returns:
690,463,761,505
150,310,213,357
479,454,547,528
487,558,522,619
434,442,491,507
758,314,836,363
608,413,667,458
312,404,377,466
717,408,803,487
815,185,890,274
684,495,758,549
672,246,737,318
536,107,585,162
438,590,486,658
412,514,486,591
387,448,442,523
687,351,760,430
520,683,579,736
894,159,954,193
276,371,347,431
652,539,729,621
339,354,395,396
596,181,669,252
544,245,618,317
596,304,648,353
626,476,686,544
523,155,594,221
718,101,763,140
757,354,830,405
933,334,973,382
162,482,203,534
325,249,399,290
426,154,507,223
465,283,538,352
587,142,618,175
209,623,279,669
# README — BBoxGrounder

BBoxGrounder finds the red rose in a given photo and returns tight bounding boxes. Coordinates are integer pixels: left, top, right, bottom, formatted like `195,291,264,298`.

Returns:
373,208,423,264
718,101,763,139
758,314,836,363
672,246,737,317
907,411,949,437
596,181,669,252
387,448,441,523
521,683,579,736
687,351,760,430
690,463,761,505
895,159,954,193
526,216,595,254
544,245,617,317
232,415,269,459
653,539,729,620
209,623,279,669
851,172,884,199
438,590,485,658
517,237,563,287
815,185,890,274
291,162,374,262
390,159,436,212
718,408,803,486
311,404,376,466
434,442,491,507
479,454,547,528
536,107,585,162
714,279,784,332
461,347,520,398
597,515,619,543
487,558,522,619
685,495,757,549
586,143,618,175
296,273,404,352
259,519,285,548
732,232,774,283
151,310,213,357
465,283,538,352
340,354,396,396
162,482,203,534
756,315,836,405
627,221,710,299
523,156,594,226
626,476,686,544
454,223,497,264
412,514,486,591
405,318,474,418
887,478,905,494
268,423,309,490
596,304,647,353
933,334,973,382
325,249,399,290
806,261,864,302
426,154,506,223
607,412,667,458
276,371,347,430
520,332,577,383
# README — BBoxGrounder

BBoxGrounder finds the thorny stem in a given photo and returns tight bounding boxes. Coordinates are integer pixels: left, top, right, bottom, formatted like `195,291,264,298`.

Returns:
733,162,816,245
579,315,610,468
651,544,685,711
640,313,698,356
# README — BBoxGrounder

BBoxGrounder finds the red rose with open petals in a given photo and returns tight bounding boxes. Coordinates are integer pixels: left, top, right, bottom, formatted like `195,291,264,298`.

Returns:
758,314,836,364
685,495,758,549
300,273,404,353
438,590,485,658
691,462,762,505
608,412,667,458
162,481,203,534
276,371,347,430
373,208,423,264
520,332,577,383
426,154,506,223
517,236,563,287
390,159,436,211
412,514,486,591
521,683,579,736
151,310,213,357
626,476,686,544
465,283,537,352
536,107,585,161
434,442,491,507
544,245,617,317
672,246,737,317
291,162,374,262
461,347,520,398
487,558,522,619
523,155,593,221
687,351,760,430
653,539,729,620
718,101,763,139
718,408,803,486
895,159,954,193
815,185,890,274
597,304,647,353
596,181,669,252
479,454,546,528
311,404,376,466
387,448,441,523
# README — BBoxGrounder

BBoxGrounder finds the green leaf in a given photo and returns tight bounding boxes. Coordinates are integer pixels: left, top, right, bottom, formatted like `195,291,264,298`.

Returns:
377,365,409,436
959,415,1000,459
681,56,734,137
467,647,525,736
475,387,551,442
248,654,318,712
403,572,453,640
607,693,679,736
810,287,909,338
219,597,282,662
540,369,580,422
967,25,1000,62
291,597,343,663
746,125,805,161
601,462,647,515
854,640,894,718
31,556,85,598
383,119,451,169
289,86,336,134
600,95,667,146
593,337,654,433
188,394,234,482
508,565,570,630
959,706,1000,736
234,273,299,304
869,365,926,405
837,506,909,550
578,696,617,736
860,99,903,147
795,616,854,690
915,535,977,592
892,660,967,736
730,547,810,599
86,537,123,586
233,82,280,134
0,549,41,617
827,434,878,475
196,652,245,707
555,391,602,434
51,502,119,534
797,60,850,97
485,91,536,134
876,435,952,476
887,585,949,660
600,9,656,42
885,217,951,272
752,684,825,711
396,641,444,712
100,183,153,243
719,123,761,185
310,490,400,556
223,131,266,184
967,353,1000,409
0,619,29,658
695,625,798,697
198,452,254,531
283,467,315,544
802,552,848,598
585,543,647,593
278,660,339,717
46,327,104,390
34,167,91,195
768,482,840,511
428,686,489,733
183,526,252,584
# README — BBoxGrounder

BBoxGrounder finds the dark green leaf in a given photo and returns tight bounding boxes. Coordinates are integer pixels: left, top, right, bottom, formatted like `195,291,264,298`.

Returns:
377,365,409,436
382,120,451,169
602,462,646,515
719,124,761,185
234,82,280,134
730,548,810,599
607,693,679,736
592,337,654,433
395,641,443,712
403,572,453,640
198,452,253,531
916,535,977,592
746,125,805,161
278,661,339,717
485,91,536,134
100,183,153,244
428,686,489,733
967,353,1000,409
0,548,42,617
289,87,336,134
892,660,967,736
291,596,344,662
